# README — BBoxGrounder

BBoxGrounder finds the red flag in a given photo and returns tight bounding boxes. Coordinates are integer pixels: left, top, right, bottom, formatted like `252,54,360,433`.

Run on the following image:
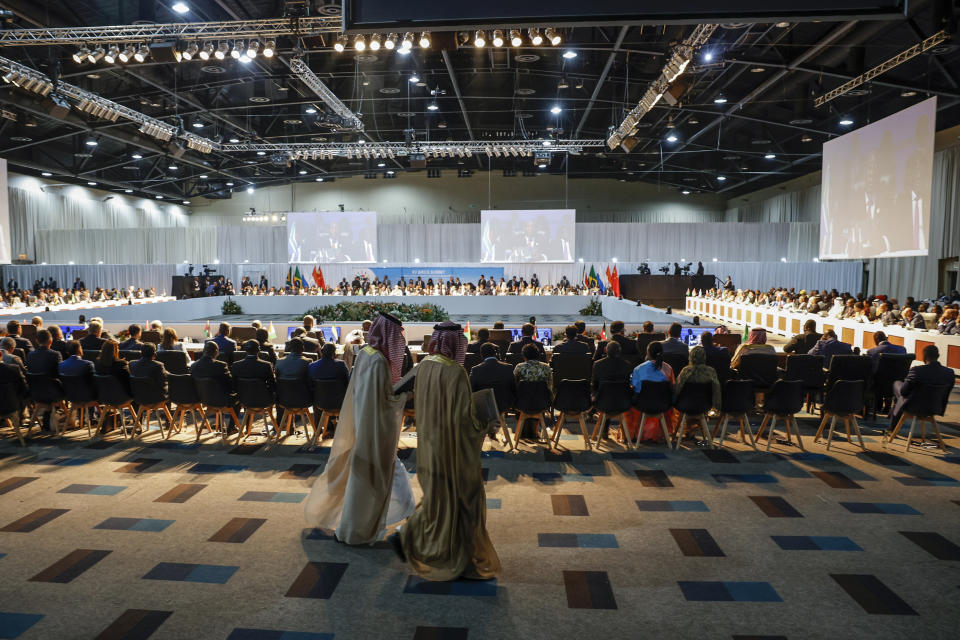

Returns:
611,265,620,298
600,321,606,341
312,264,325,289
605,265,613,291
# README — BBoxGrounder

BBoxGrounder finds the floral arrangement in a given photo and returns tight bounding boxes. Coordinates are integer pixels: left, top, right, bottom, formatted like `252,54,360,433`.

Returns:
578,297,603,316
221,298,244,315
296,301,450,323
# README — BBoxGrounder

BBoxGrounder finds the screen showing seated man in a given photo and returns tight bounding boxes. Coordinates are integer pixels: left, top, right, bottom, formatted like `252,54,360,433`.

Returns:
287,326,338,342
480,209,574,262
679,327,713,347
287,211,377,263
819,97,935,259
508,327,553,344
59,325,86,339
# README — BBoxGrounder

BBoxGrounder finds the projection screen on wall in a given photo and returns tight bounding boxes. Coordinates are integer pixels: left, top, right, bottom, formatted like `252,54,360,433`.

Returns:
819,97,936,260
287,211,377,263
480,209,575,263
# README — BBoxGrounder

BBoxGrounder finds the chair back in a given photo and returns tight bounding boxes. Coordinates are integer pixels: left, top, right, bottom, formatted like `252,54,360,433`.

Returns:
550,352,593,388
902,383,951,417
231,352,246,363
119,350,140,362
61,373,96,403
141,330,162,344
595,380,633,414
21,324,38,345
662,353,689,377
14,348,26,362
157,350,190,374
674,381,714,415
822,379,864,415
312,379,347,412
632,380,673,414
236,377,275,409
721,379,754,414
783,354,825,391
737,353,779,388
167,374,201,405
553,379,591,413
194,376,233,408
705,349,732,387
276,377,312,409
477,380,517,414
826,355,873,389
27,373,65,404
69,328,88,340
712,333,742,351
764,379,804,415
94,374,132,406
463,351,483,372
515,380,552,413
506,352,525,367
873,354,915,396
635,333,666,356
490,339,511,357
130,376,166,405
0,382,19,415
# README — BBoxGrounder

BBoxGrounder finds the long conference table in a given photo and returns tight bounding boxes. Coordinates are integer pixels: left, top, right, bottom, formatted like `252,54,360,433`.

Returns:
686,296,960,374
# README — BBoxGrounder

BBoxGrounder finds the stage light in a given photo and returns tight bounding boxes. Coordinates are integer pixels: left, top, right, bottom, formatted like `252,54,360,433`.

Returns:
85,137,98,147
384,33,397,50
550,105,562,114
409,73,419,83
213,41,228,60
168,163,178,170
401,32,414,50
492,30,504,47
298,169,307,175
369,34,381,51
191,121,204,128
510,29,523,47
666,134,678,143
246,186,254,194
316,177,323,182
578,257,584,263
226,181,234,186
419,32,431,48
562,50,576,59
427,102,438,111
182,42,198,60
231,41,243,58
353,34,366,51
256,151,266,156
263,40,276,57
123,190,132,194
780,257,787,262
474,30,486,47
612,257,618,263
334,35,347,52
304,107,316,114
414,258,420,263
813,257,820,263
717,175,726,181
155,194,163,199
87,181,97,186
387,170,395,175
704,51,713,61
199,42,214,60
246,40,259,58
73,46,90,63
538,163,546,169
134,44,150,62
529,28,543,45
172,2,190,13
682,189,691,195
713,94,728,104
545,28,561,45
764,152,776,159
839,116,854,126
118,45,136,62
88,46,105,63
131,153,142,159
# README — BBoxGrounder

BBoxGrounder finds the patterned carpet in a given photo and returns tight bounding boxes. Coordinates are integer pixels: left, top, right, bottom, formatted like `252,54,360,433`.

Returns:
1,397,959,640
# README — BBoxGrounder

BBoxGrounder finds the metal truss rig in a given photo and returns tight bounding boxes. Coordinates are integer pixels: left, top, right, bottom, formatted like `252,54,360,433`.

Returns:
0,17,342,46
813,30,949,107
287,56,362,131
221,140,604,160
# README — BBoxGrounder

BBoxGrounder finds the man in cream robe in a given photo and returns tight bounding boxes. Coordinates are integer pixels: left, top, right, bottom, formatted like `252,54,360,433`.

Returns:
400,322,500,580
304,312,415,545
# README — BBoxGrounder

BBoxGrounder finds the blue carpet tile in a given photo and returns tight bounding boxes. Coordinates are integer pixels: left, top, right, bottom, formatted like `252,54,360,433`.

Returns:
187,463,247,474
31,456,92,466
238,491,307,503
893,476,959,486
532,472,595,483
486,498,501,509
679,581,782,602
95,517,175,532
0,612,44,639
227,630,334,640
538,533,619,548
771,536,862,551
713,474,778,484
403,575,499,596
636,500,709,512
840,502,922,515
143,562,239,584
58,484,126,496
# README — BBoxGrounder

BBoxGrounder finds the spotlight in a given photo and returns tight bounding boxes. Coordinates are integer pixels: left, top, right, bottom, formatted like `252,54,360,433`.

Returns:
246,40,259,58
369,34,381,51
839,116,854,126
510,29,522,47
192,121,204,128
681,189,691,195
409,73,420,83
231,41,243,59
529,28,543,45
215,41,228,59
492,30,504,47
562,50,577,59
384,33,397,50
168,163,178,170
550,105,561,114
704,51,713,61
717,175,726,181
666,134,678,143
41,172,52,177
246,186,254,194
354,34,366,51
419,32,431,48
262,40,275,57
427,102,438,111
132,153,142,159
474,30,486,47
334,35,347,52
764,152,776,159
199,42,214,60
88,46,105,63
134,44,150,62
87,181,97,186
182,42,198,60
118,45,136,62
73,46,90,63
172,2,190,13
545,28,561,45
713,94,728,104
401,32,414,50
85,137,98,147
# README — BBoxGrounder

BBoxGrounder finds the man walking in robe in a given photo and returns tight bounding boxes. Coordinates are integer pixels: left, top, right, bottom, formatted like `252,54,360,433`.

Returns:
398,322,500,581
304,312,415,544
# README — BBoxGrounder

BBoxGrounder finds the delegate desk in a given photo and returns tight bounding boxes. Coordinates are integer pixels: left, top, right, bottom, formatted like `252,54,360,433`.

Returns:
686,296,960,374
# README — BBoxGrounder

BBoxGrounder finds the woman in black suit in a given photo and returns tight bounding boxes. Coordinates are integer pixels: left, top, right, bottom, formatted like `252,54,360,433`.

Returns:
95,339,132,395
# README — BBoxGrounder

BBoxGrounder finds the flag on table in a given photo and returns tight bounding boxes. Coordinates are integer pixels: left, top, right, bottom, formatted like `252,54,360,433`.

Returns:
587,265,599,289
592,266,606,294
285,266,292,288
611,265,620,298
743,323,750,343
464,321,471,341
582,264,588,287
204,320,210,338
268,321,277,340
293,266,304,288
600,321,606,341
605,265,613,291
312,264,325,289
144,320,149,331
331,325,339,343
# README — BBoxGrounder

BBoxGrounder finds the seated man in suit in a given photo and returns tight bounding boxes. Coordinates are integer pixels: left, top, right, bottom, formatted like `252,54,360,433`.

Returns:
889,345,956,431
49,326,69,360
287,327,320,354
641,321,655,334
119,324,145,352
574,320,596,355
191,341,239,429
129,343,169,398
58,340,94,379
553,325,591,354
466,328,490,354
6,319,33,354
783,319,821,354
866,330,907,362
275,337,310,380
595,320,639,360
0,353,28,420
0,337,26,377
79,320,106,353
507,323,546,359
301,315,325,343
807,329,853,358
899,307,925,329
231,340,276,394
469,343,515,392
659,322,689,358
255,328,278,364
309,343,349,385
210,322,237,358
590,340,633,400
26,329,62,377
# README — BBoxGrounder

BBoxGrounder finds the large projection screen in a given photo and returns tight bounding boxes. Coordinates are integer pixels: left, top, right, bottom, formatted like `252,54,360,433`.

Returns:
480,209,575,263
287,211,377,263
819,97,936,260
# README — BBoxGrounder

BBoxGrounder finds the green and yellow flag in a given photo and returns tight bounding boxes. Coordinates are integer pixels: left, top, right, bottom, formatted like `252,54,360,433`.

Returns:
293,266,304,288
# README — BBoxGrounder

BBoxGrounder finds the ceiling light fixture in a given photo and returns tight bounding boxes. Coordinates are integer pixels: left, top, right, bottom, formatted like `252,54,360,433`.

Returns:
384,33,397,50
839,116,854,126
353,34,366,51
262,40,276,57
419,32,431,48
172,2,189,14
214,41,228,59
72,46,90,63
562,50,577,59
713,94,728,104
474,30,486,47
492,30,504,47
401,32,414,50
369,34,382,51
246,40,259,58
717,175,726,181
134,44,150,62
666,133,678,143
118,45,136,63
550,105,562,114
764,152,776,159
427,102,438,111
510,29,523,47
409,73,420,83
334,35,347,52
529,28,543,46
231,41,243,58
87,46,105,63
182,42,198,61
545,28,561,45
199,42,214,60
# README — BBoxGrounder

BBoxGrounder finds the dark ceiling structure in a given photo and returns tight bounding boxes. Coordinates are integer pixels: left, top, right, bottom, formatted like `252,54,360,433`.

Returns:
0,0,957,201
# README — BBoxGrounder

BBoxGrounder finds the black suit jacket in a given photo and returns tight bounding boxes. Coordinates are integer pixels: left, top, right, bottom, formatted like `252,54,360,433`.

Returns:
576,334,596,355
594,334,639,361
466,339,488,354
26,347,62,377
191,355,232,385
553,339,591,355
129,358,169,397
95,359,132,394
80,334,106,352
0,360,28,403
275,353,310,380
11,336,33,353
507,337,546,358
258,342,278,364
50,339,69,360
783,331,821,354
118,338,145,352
591,356,634,394
469,358,517,392
232,355,276,393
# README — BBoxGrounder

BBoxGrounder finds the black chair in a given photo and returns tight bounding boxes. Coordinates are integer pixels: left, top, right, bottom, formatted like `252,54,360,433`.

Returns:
713,380,756,449
0,382,25,446
673,381,716,449
735,352,779,391
513,380,554,447
26,373,68,436
631,380,673,448
231,352,246,363
591,380,633,446
505,352,525,367
61,373,99,438
662,353,689,378
705,349,732,387
550,353,593,389
712,333,741,352
781,354,825,412
141,330,162,344
755,379,805,451
825,354,874,394
93,374,138,439
813,379,866,451
275,377,313,442
81,349,100,363
551,379,592,450
13,348,26,362
463,351,483,373
235,378,279,444
131,376,175,440
119,350,141,362
194,376,240,441
886,383,950,452
873,354,915,415
635,333,665,357
471,379,517,449
157,350,191,374
310,378,347,445
168,374,210,441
